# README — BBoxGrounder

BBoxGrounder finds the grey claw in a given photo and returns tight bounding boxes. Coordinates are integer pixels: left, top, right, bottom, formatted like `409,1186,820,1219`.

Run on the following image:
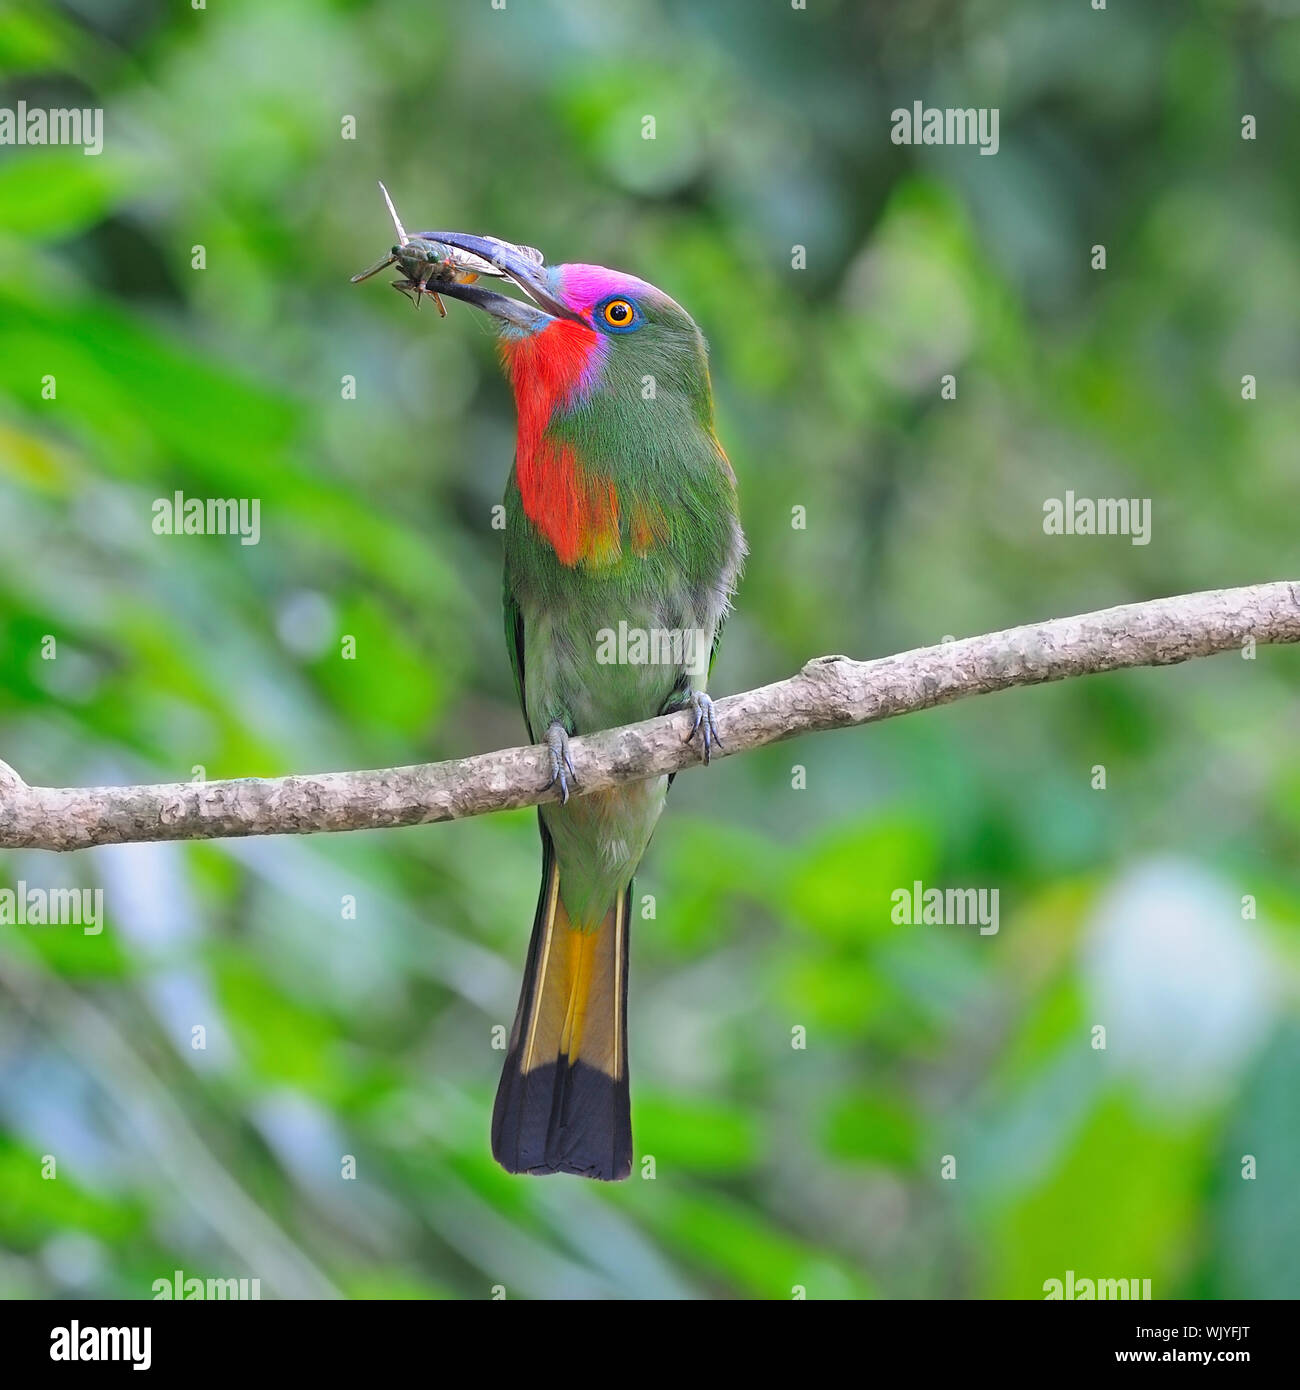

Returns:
685,691,722,765
545,724,576,804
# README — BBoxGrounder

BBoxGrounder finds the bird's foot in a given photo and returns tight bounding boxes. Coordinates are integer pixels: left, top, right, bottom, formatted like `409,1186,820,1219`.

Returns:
544,722,577,805
685,690,723,765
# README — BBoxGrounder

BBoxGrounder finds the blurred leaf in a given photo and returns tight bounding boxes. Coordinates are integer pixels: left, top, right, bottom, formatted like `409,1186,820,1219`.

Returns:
0,152,130,237
824,1089,921,1168
635,1092,758,1174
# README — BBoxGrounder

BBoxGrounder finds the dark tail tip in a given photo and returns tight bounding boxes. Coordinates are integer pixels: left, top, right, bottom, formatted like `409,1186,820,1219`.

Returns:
493,1058,632,1181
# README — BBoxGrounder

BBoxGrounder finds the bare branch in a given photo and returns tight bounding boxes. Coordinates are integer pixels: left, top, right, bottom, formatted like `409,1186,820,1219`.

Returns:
2,581,1296,853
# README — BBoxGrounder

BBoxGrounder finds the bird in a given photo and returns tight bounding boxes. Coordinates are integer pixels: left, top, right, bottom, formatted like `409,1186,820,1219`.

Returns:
419,230,745,1181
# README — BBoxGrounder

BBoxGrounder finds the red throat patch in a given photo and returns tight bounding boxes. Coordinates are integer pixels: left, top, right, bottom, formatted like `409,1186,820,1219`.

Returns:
500,320,620,567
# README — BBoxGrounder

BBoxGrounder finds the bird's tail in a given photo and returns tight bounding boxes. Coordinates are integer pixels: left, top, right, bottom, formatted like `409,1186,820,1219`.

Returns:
492,825,632,1181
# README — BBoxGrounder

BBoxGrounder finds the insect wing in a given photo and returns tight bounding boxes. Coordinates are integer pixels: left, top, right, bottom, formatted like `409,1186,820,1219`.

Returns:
413,234,545,279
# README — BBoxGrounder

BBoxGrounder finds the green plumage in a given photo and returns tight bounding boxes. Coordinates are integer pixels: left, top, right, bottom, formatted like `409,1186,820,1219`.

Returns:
487,269,744,1178
503,298,743,925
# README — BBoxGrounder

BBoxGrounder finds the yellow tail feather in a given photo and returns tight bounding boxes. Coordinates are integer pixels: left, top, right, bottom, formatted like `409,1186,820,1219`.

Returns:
493,831,632,1180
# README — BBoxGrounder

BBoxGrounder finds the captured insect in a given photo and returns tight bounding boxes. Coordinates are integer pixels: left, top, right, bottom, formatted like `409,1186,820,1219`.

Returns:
350,182,544,317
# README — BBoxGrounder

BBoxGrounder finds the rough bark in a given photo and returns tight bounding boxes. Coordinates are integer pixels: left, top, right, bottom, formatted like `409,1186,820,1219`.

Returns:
1,581,1296,852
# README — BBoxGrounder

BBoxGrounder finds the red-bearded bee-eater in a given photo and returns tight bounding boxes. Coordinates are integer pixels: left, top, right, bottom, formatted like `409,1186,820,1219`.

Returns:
427,232,745,1180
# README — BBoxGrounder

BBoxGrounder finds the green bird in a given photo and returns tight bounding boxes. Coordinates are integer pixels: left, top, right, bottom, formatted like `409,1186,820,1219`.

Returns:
423,231,745,1180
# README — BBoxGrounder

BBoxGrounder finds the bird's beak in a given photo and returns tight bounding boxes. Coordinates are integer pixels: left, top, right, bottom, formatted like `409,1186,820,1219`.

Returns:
417,230,584,330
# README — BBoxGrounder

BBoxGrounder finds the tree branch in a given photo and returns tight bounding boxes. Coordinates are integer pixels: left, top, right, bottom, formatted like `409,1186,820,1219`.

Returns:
2,581,1297,853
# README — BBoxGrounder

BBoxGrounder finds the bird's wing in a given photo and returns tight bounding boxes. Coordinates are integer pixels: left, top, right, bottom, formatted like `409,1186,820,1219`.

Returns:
706,610,729,681
503,582,534,743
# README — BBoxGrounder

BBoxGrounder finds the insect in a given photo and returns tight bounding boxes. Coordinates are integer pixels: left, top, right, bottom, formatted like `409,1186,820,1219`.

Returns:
350,182,544,317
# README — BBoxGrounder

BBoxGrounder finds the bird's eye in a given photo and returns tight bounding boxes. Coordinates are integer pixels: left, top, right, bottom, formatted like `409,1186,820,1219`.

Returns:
601,298,636,328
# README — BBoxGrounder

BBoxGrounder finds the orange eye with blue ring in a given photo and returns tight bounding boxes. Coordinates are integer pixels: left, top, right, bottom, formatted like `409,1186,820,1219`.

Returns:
598,297,641,332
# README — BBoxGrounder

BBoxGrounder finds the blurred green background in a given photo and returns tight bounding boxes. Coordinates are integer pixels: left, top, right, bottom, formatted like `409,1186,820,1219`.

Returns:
1,0,1298,1300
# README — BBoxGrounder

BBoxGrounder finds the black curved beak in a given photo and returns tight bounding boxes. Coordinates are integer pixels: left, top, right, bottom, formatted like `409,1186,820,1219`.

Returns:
434,282,553,332
416,230,584,329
